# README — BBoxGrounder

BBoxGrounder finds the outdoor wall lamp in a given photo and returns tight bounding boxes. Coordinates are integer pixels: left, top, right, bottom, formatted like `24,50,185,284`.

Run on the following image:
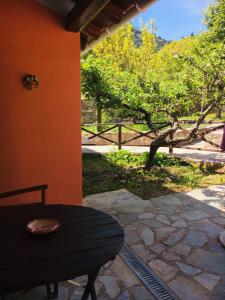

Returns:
23,74,40,90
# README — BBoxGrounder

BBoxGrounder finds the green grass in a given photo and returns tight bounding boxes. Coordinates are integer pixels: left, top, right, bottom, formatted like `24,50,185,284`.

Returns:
180,112,225,122
82,151,225,199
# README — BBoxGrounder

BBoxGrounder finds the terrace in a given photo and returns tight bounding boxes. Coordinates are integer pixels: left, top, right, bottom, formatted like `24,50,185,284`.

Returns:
7,185,225,299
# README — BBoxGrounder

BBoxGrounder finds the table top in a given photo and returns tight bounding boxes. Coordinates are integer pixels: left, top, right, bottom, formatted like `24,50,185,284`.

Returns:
0,204,124,289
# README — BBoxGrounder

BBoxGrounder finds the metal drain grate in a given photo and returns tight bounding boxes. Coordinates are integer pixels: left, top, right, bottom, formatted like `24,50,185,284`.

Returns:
119,244,178,300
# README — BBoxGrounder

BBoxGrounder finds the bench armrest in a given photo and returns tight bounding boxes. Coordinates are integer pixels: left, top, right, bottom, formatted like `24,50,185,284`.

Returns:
0,185,48,205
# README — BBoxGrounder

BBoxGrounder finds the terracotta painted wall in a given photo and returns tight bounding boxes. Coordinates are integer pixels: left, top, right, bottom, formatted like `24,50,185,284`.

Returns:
0,0,82,205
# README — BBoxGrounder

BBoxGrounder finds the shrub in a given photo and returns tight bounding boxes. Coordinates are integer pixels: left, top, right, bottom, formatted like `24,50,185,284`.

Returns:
106,150,188,168
106,150,140,166
154,152,187,167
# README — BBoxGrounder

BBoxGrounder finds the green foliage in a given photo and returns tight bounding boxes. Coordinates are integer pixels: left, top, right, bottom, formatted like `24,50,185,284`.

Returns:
106,150,138,166
105,150,187,168
82,3,225,167
199,161,224,174
82,21,224,125
153,152,186,167
178,171,202,189
205,0,225,43
106,150,145,166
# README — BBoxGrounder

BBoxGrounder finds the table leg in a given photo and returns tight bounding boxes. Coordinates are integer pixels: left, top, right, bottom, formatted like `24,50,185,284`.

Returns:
0,286,4,300
46,282,58,299
81,266,101,300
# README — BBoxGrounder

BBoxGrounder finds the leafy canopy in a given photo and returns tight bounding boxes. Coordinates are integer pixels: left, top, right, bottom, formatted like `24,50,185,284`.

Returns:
205,0,225,43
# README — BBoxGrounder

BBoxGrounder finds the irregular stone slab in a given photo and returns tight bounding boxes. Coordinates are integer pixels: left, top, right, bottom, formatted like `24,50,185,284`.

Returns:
85,189,141,209
162,252,181,261
182,210,210,221
99,276,120,299
116,291,130,300
73,275,88,283
156,215,170,225
199,204,221,217
194,273,220,291
145,253,158,262
142,219,163,229
152,195,181,206
169,276,209,300
138,213,155,220
210,279,225,300
155,227,176,240
176,262,201,275
172,220,187,228
185,186,225,203
119,214,138,225
183,231,208,246
71,287,87,300
156,206,176,215
170,243,191,256
59,286,70,300
116,203,149,214
210,243,225,254
151,243,165,254
148,260,178,282
139,227,154,246
164,229,185,246
131,244,150,260
196,219,223,238
186,249,225,275
130,286,155,300
112,256,140,288
169,215,183,222
125,229,140,245
125,224,137,231
212,217,225,225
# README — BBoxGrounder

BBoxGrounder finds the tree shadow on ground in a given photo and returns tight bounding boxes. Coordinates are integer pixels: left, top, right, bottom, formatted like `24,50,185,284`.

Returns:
82,152,178,198
82,149,223,199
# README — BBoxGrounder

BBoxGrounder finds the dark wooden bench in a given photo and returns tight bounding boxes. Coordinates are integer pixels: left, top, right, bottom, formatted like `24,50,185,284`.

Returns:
0,185,59,299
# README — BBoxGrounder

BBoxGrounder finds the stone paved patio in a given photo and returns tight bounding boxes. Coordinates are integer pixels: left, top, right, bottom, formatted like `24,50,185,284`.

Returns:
83,185,225,300
7,185,225,299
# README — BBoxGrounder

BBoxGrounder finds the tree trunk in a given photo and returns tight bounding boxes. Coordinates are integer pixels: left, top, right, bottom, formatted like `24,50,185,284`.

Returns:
216,108,222,119
97,106,102,132
145,143,159,169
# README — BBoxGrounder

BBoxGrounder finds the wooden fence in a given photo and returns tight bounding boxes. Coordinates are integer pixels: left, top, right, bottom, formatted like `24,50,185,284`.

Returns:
82,121,224,153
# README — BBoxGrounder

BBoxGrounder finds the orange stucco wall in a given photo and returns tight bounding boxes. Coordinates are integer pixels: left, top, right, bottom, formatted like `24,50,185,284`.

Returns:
0,0,82,205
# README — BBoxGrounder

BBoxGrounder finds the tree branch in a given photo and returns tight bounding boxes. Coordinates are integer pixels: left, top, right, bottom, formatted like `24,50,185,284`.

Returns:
165,98,221,146
121,103,155,131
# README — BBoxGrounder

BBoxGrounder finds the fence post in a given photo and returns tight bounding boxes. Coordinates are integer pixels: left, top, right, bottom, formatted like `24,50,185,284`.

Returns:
118,124,122,150
169,131,174,155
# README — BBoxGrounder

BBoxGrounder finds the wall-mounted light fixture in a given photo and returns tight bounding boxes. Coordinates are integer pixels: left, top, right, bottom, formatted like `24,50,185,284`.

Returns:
23,74,40,90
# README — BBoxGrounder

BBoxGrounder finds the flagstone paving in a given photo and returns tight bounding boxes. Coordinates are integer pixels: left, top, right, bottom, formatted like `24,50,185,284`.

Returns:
83,185,225,300
7,184,225,299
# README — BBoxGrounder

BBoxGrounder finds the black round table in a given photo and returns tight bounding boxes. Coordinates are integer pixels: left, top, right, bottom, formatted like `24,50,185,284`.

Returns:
0,204,124,300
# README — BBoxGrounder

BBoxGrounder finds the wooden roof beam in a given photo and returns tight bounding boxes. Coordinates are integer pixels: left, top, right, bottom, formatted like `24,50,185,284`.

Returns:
83,23,103,40
66,0,111,32
80,33,88,50
102,2,125,24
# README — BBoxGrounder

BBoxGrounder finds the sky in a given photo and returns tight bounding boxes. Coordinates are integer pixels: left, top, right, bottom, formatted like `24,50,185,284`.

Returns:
133,0,214,40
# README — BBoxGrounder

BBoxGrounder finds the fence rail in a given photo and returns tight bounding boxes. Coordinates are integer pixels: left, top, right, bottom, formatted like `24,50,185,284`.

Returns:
82,121,224,153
